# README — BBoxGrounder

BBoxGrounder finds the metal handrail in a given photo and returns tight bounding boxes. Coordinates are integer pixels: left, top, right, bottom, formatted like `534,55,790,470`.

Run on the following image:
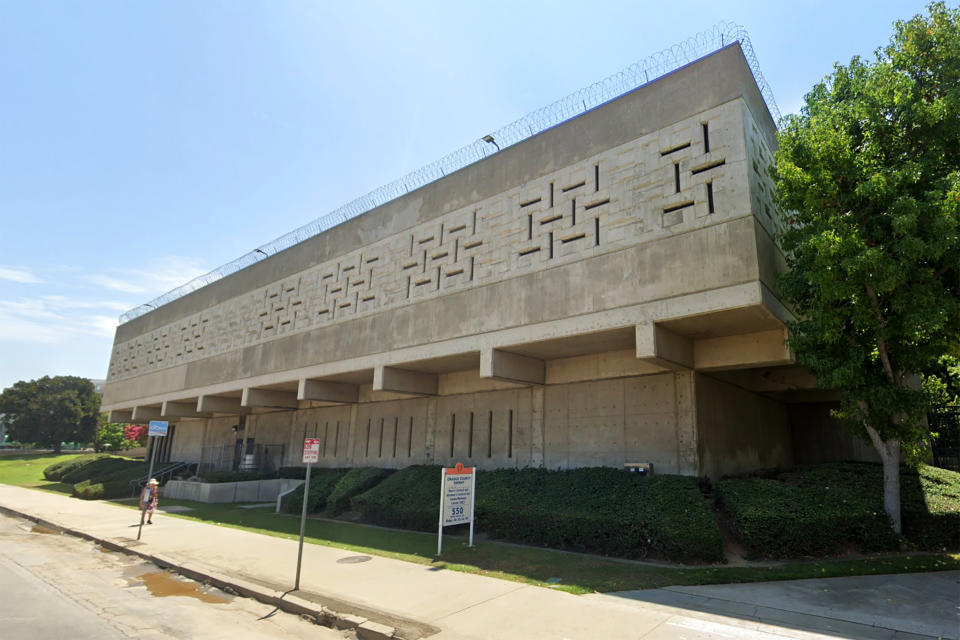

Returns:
129,461,189,497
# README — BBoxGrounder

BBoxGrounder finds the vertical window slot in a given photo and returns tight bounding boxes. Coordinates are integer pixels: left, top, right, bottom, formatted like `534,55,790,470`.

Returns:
527,214,533,240
549,183,554,208
378,418,384,458
487,411,493,458
548,232,554,259
571,199,576,226
707,182,715,214
594,218,600,246
435,266,441,291
472,210,478,234
594,164,600,192
674,163,681,193
508,410,514,458
365,419,371,457
450,414,456,457
702,123,710,153
393,417,398,457
322,422,328,456
334,421,340,456
469,256,475,281
468,412,474,458
408,417,413,457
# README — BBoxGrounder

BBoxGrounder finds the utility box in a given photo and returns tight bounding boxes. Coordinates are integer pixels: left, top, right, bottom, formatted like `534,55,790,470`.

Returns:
624,462,652,475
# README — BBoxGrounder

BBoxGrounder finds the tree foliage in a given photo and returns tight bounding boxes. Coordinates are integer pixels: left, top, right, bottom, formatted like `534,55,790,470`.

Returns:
0,376,101,453
774,3,960,531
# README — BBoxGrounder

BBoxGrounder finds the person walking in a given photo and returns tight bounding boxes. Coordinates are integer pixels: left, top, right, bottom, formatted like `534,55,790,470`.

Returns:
140,478,159,524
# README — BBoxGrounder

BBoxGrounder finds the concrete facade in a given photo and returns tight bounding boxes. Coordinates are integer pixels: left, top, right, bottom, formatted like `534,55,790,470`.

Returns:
102,44,840,479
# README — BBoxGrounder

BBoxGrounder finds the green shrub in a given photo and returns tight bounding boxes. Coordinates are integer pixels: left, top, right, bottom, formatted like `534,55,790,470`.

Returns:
201,470,276,483
278,466,306,479
351,465,441,531
326,467,395,516
716,462,960,558
352,466,723,562
285,469,349,513
72,479,132,500
43,454,110,481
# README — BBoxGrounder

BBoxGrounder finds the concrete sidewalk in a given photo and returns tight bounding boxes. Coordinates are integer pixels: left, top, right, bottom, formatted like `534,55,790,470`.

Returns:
0,485,955,640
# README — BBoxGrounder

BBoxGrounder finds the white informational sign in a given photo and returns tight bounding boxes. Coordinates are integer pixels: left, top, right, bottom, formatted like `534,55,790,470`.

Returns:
148,420,169,437
302,438,322,464
437,463,476,554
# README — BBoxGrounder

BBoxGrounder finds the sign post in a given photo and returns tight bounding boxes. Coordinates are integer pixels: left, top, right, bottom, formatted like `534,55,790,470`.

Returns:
437,462,476,555
137,421,168,541
294,437,321,590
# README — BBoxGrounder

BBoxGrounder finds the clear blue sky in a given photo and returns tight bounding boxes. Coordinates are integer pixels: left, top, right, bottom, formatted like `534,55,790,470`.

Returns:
0,0,935,391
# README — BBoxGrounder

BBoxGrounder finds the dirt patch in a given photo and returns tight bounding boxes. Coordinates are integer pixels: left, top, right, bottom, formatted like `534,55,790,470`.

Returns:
139,570,231,604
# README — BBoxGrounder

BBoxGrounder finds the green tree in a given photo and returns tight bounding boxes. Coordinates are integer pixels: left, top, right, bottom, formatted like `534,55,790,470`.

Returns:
774,3,960,534
0,376,101,453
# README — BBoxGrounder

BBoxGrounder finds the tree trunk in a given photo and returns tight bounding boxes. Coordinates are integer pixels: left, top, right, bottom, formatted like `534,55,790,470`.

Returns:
865,425,902,535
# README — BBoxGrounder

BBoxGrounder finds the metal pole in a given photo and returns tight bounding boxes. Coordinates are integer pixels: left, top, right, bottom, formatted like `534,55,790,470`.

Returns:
137,436,158,541
468,469,476,547
294,463,312,590
437,468,446,556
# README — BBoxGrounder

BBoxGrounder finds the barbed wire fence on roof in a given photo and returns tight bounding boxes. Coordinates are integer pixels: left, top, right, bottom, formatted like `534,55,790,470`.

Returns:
119,21,779,325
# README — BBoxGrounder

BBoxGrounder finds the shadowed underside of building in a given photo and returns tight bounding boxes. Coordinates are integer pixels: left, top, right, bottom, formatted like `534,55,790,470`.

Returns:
102,44,869,478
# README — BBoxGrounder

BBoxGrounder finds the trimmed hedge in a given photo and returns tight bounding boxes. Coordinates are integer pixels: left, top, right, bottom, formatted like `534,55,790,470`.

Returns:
716,463,960,558
326,467,395,516
352,466,723,562
285,469,349,513
278,466,307,479
43,454,110,481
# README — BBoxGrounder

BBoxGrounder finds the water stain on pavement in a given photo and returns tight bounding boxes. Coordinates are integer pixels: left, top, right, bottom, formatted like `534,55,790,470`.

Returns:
31,524,59,535
139,571,231,604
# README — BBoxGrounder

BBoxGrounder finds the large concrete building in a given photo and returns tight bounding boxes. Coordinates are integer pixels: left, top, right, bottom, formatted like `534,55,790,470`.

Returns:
102,43,865,478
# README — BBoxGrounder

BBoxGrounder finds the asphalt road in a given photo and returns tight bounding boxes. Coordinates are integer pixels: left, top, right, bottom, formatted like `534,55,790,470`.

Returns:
0,512,348,639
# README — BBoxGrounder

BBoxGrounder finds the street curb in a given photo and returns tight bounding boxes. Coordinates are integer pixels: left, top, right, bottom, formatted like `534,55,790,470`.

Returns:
0,504,417,639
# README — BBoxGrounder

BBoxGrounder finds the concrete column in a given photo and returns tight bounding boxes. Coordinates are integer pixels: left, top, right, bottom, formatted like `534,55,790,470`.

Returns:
298,379,359,403
241,388,299,409
480,348,545,385
374,366,438,396
636,323,693,370
530,386,545,468
675,371,698,475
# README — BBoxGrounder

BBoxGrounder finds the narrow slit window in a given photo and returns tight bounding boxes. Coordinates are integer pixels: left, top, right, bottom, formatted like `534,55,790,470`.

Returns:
707,182,715,214
548,232,554,259
571,199,576,226
378,418,384,458
407,417,413,457
487,411,493,458
468,412,474,458
594,164,600,191
702,123,710,153
594,218,600,246
365,419,371,457
549,183,554,208
469,256,475,281
393,417,398,457
508,410,514,458
527,214,533,240
435,266,441,291
322,421,329,456
674,163,681,193
450,414,456,457
334,421,340,456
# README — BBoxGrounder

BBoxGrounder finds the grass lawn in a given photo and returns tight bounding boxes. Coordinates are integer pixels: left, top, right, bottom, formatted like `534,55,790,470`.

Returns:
0,452,82,494
129,497,960,595
2,453,957,594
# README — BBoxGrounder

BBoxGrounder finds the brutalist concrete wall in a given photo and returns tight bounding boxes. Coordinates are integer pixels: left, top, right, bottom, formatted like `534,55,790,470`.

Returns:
789,403,880,464
102,44,775,409
695,372,792,478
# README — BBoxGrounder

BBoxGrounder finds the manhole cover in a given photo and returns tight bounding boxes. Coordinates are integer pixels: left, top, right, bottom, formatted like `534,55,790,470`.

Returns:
336,555,372,564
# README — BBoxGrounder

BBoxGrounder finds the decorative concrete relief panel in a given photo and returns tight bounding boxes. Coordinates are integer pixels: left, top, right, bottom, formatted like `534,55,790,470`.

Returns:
108,101,753,382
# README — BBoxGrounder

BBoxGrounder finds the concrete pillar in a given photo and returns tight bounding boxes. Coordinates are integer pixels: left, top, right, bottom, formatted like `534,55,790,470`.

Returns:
636,323,693,370
241,388,299,409
298,379,359,403
480,348,545,385
374,366,438,396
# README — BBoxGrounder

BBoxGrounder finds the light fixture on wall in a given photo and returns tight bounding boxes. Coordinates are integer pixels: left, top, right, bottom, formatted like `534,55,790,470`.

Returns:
482,135,500,152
